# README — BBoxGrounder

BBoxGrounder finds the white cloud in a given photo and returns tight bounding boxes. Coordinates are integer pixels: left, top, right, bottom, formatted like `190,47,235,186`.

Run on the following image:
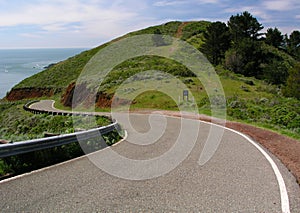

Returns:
0,0,150,48
153,0,186,7
153,0,219,7
0,0,157,48
225,6,272,24
195,0,219,4
262,0,299,11
0,0,138,31
41,24,70,32
0,0,298,48
20,33,43,39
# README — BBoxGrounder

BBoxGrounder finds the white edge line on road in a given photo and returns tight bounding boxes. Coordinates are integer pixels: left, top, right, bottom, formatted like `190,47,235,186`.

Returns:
117,113,290,213
200,120,290,213
0,110,291,213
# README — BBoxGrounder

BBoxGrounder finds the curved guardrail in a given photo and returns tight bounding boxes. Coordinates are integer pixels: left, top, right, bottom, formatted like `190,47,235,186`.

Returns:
0,121,120,158
0,100,119,158
23,100,102,117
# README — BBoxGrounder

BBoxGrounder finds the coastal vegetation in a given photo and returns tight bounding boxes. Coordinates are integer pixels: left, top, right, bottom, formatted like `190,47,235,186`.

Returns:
3,11,300,139
0,101,121,177
1,11,300,177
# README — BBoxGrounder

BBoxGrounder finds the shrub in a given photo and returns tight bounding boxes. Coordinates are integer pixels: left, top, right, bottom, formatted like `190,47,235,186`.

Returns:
287,116,300,129
270,106,298,127
283,63,300,100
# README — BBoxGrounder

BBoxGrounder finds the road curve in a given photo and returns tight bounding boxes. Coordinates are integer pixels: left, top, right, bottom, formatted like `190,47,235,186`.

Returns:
0,100,299,212
28,100,111,117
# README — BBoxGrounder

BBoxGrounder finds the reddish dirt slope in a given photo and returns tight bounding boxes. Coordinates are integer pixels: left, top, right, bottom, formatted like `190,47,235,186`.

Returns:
61,82,130,109
175,22,190,38
6,88,55,101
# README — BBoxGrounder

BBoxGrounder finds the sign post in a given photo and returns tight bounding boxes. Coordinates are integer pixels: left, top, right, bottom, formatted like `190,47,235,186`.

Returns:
183,90,189,101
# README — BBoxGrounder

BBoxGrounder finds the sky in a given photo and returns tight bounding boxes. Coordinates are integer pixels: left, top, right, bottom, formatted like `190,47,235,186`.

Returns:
0,0,299,49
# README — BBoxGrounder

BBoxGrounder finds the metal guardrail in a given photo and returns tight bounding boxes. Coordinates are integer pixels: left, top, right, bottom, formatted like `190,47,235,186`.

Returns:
0,121,120,158
23,100,102,117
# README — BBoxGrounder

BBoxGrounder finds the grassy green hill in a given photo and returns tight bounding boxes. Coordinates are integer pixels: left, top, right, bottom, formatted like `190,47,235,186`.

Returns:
9,21,209,93
2,20,300,140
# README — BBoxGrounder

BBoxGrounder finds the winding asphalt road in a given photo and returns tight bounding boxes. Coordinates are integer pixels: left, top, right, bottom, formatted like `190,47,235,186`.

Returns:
1,100,300,212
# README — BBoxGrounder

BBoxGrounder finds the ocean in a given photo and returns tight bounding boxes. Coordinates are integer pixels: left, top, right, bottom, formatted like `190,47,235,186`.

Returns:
0,48,86,99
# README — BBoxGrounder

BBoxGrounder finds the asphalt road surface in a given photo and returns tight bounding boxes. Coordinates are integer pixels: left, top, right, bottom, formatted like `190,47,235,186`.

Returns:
1,101,300,212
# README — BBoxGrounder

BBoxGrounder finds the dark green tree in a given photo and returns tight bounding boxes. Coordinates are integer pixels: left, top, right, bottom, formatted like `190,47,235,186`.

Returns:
201,21,231,65
262,59,289,85
226,11,264,77
265,27,284,48
228,11,264,43
281,34,290,51
287,30,300,59
225,38,263,77
283,63,300,99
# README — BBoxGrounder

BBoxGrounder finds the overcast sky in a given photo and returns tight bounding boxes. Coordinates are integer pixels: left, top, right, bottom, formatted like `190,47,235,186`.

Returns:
0,0,299,49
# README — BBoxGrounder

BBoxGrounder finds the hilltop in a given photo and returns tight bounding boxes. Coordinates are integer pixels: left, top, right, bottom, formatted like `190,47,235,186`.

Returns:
3,13,300,140
5,21,210,102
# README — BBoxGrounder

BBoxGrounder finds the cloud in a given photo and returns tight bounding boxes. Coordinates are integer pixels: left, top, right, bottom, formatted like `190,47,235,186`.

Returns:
0,0,150,47
20,33,43,39
153,0,187,7
262,0,300,11
153,0,219,7
195,0,220,4
225,6,270,21
0,0,299,48
0,0,137,31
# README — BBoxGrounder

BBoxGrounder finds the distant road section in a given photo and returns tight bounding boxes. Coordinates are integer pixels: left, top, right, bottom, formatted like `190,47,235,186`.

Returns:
28,100,110,117
0,100,299,212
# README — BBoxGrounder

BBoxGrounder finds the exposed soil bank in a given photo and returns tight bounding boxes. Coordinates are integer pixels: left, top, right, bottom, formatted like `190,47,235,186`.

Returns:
61,82,131,109
6,88,56,101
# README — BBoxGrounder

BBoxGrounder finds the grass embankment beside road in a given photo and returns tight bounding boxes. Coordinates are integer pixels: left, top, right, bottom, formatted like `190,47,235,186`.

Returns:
64,63,300,140
0,101,121,178
0,101,111,142
50,65,300,141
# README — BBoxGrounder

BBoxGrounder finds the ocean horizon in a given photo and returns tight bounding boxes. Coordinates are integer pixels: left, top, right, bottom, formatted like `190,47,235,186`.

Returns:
0,48,86,99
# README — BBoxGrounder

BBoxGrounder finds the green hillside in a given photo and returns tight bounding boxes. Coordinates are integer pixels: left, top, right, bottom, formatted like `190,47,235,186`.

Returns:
11,21,210,92
3,13,300,140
